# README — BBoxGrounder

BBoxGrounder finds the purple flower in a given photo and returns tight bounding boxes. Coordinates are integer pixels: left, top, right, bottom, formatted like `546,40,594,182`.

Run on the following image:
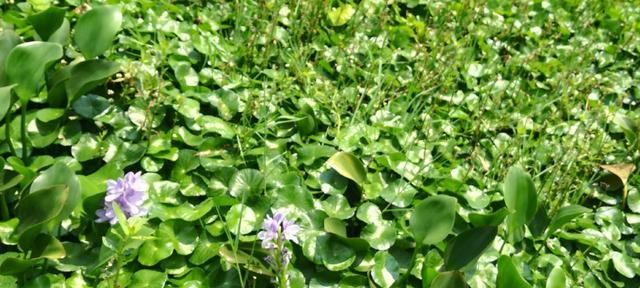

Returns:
258,212,300,249
96,172,148,225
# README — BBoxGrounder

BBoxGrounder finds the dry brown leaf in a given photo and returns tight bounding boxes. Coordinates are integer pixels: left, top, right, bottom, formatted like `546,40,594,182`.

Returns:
600,163,636,206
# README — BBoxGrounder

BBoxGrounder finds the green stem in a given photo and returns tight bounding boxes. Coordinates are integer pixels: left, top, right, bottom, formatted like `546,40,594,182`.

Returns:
0,192,9,220
4,96,16,157
20,101,27,160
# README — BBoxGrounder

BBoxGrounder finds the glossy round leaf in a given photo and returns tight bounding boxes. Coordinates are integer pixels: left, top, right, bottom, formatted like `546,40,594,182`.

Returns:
16,185,68,234
72,94,110,118
5,41,63,103
129,269,167,288
228,169,263,198
326,151,367,185
361,221,396,250
74,6,123,58
410,195,457,245
226,204,256,235
371,251,399,288
66,60,120,104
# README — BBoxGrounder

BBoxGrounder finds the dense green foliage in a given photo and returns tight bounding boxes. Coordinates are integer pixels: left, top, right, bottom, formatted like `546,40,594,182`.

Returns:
1,0,640,287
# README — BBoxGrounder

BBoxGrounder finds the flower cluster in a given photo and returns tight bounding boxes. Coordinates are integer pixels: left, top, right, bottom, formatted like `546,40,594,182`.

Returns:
96,172,148,225
258,211,300,267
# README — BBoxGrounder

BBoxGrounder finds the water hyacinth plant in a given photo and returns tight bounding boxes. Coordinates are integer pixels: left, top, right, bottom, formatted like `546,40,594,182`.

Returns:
258,212,300,287
96,172,148,225
1,0,640,287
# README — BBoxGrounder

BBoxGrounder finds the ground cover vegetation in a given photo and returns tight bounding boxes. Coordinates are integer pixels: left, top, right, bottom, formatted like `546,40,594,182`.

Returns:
1,0,640,287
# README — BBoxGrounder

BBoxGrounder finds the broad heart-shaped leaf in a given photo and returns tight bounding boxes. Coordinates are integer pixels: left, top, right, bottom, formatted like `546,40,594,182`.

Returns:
410,195,457,245
29,162,81,226
129,269,167,288
502,166,537,240
443,226,497,271
16,185,68,235
27,6,65,41
430,271,468,288
546,266,567,288
326,151,367,186
74,5,123,58
0,85,16,120
546,205,591,236
0,31,21,86
371,251,400,288
66,60,120,105
496,255,531,288
5,41,63,103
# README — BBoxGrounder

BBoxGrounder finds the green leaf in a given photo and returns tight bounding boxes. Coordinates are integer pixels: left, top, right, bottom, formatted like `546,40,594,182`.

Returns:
327,4,355,26
546,205,591,236
138,238,174,266
371,251,400,288
381,179,418,207
226,204,256,235
228,169,263,198
0,219,18,245
72,94,110,118
430,271,468,288
35,108,65,122
610,251,636,278
74,5,123,58
503,166,537,242
410,195,457,245
27,6,65,41
356,202,383,224
317,234,356,271
546,266,567,288
16,185,68,234
0,32,21,86
129,269,167,288
298,144,336,166
496,255,531,288
469,208,508,227
320,194,356,219
5,41,63,103
326,151,367,186
189,232,220,265
324,217,347,237
29,162,81,226
361,221,396,250
30,233,65,260
0,257,37,275
0,85,15,120
149,199,214,222
503,166,537,224
442,226,497,271
71,134,101,162
27,0,52,11
66,60,120,104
